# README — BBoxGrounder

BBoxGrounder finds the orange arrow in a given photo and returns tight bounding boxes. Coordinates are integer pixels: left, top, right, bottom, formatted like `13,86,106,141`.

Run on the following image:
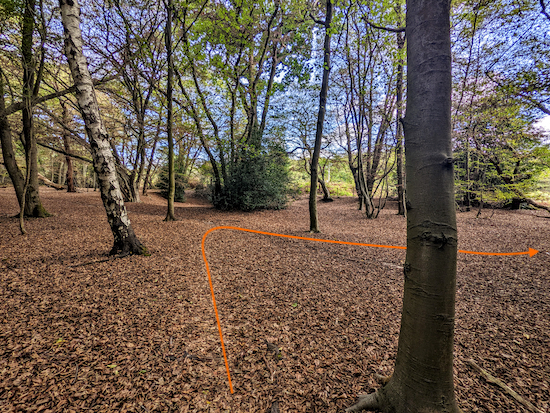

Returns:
201,226,539,394
458,247,539,257
203,226,538,257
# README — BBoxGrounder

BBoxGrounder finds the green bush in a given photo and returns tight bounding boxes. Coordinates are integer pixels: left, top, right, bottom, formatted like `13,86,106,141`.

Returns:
213,144,290,211
157,166,186,202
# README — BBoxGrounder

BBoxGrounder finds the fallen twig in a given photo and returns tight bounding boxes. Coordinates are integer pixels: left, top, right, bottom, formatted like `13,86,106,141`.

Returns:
466,358,543,413
71,363,79,384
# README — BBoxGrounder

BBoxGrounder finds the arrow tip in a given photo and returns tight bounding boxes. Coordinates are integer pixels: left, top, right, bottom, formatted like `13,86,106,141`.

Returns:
529,248,539,257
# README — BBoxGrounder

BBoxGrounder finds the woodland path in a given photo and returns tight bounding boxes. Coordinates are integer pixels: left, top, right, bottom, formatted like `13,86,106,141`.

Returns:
0,187,549,412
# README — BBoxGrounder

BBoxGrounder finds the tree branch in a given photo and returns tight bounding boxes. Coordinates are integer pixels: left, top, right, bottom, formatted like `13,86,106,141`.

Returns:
1,76,117,118
309,12,326,26
362,17,405,33
486,71,550,115
36,142,93,164
541,0,550,21
467,359,544,413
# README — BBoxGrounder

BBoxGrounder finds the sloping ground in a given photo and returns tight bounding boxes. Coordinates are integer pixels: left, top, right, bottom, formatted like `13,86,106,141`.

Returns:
0,187,548,413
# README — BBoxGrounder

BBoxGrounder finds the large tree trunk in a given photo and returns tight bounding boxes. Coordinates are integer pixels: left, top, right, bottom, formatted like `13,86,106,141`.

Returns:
309,0,332,233
59,0,147,256
347,0,460,411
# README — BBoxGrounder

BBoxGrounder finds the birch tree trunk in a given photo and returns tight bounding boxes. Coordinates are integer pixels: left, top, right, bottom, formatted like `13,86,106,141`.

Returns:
346,0,460,411
59,0,147,256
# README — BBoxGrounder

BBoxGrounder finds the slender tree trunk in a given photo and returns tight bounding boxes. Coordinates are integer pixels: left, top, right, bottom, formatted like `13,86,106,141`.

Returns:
142,130,159,196
346,0,460,410
0,76,26,206
57,159,64,184
59,0,147,256
61,101,76,192
395,9,406,216
309,0,332,233
21,0,48,218
164,0,176,221
318,178,332,202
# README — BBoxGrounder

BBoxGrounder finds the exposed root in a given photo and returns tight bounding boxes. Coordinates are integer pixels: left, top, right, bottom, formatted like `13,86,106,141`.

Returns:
345,391,381,412
524,198,550,214
109,237,149,256
374,373,391,385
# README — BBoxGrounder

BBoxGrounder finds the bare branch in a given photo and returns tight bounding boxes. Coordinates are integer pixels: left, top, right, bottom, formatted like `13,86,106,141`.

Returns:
541,0,550,21
309,12,326,26
1,76,117,118
36,142,93,164
362,17,405,33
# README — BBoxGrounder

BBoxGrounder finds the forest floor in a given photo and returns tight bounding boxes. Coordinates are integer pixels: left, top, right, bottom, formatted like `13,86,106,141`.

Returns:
0,187,549,413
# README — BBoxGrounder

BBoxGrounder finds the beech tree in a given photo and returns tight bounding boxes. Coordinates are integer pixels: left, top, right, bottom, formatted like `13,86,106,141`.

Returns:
59,0,147,256
347,0,460,411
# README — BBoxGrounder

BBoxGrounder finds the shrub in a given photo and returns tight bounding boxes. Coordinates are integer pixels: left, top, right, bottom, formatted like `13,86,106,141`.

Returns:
213,144,290,211
157,166,186,202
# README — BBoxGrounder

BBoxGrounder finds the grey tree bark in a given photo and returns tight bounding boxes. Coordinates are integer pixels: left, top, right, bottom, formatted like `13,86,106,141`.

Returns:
0,75,26,207
395,4,406,216
59,0,147,256
164,0,176,221
309,0,332,233
346,0,460,411
14,0,49,219
60,100,76,192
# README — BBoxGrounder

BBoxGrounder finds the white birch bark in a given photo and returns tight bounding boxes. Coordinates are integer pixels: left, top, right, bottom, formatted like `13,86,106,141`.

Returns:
59,0,146,255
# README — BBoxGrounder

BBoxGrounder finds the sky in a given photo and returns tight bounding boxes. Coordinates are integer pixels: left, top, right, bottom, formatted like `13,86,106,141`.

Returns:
535,115,550,132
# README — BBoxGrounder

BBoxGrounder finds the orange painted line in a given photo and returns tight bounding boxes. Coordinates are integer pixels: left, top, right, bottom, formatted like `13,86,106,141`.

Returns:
200,225,539,394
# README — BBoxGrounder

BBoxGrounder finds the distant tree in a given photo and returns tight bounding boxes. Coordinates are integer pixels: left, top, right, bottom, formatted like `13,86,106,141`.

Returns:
285,87,333,202
335,4,397,219
59,99,76,192
464,92,550,211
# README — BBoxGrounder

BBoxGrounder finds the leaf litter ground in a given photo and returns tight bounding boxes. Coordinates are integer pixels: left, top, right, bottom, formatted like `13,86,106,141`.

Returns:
0,187,549,413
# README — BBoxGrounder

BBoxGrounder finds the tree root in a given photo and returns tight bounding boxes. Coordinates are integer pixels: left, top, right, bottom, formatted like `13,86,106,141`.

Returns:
374,374,391,385
524,198,550,214
345,390,381,412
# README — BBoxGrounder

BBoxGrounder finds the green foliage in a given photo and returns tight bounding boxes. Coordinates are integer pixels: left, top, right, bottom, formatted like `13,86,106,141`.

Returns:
288,156,355,197
157,165,186,203
454,92,550,204
0,0,22,20
213,144,290,211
